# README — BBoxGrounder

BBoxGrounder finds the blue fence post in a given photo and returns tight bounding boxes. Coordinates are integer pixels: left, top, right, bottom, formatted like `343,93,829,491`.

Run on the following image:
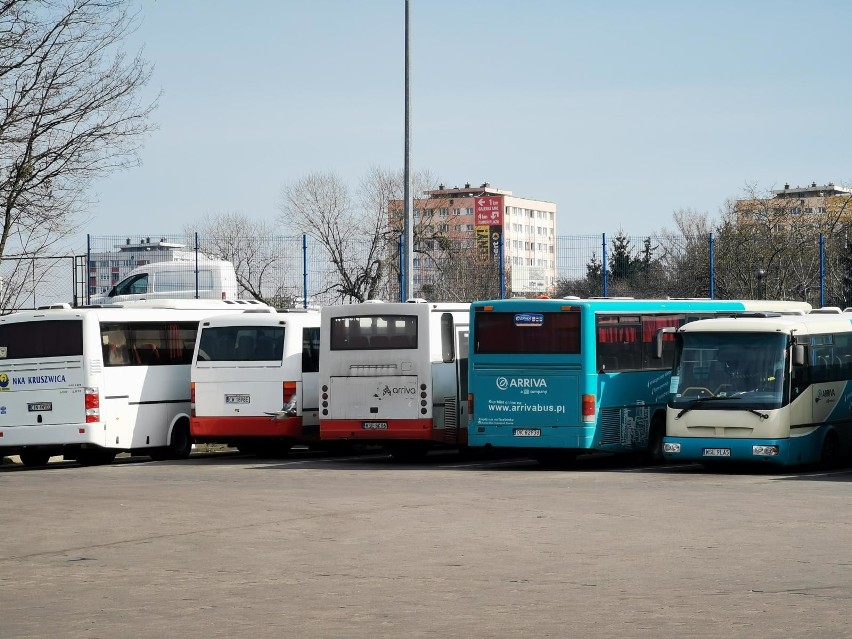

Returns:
602,233,608,297
399,234,404,302
709,233,715,299
302,234,308,309
194,232,200,299
86,234,91,305
820,233,825,308
499,234,506,299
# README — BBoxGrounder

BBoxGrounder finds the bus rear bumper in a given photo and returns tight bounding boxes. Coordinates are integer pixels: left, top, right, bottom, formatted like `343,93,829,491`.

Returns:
321,419,434,441
0,423,104,450
468,425,590,450
662,436,796,465
191,416,305,439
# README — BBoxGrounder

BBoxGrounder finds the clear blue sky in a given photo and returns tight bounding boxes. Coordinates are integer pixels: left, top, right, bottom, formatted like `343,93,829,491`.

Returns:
86,0,852,245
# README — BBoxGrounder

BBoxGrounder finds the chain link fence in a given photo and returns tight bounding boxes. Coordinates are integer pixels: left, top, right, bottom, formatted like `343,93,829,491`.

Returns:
2,231,849,312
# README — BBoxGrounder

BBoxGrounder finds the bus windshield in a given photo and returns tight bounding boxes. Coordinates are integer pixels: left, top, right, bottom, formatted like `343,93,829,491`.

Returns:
329,315,417,350
473,311,580,354
671,332,787,409
197,326,285,362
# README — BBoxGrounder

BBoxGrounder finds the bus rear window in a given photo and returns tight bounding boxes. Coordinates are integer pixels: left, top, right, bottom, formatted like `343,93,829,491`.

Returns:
0,319,83,359
330,315,418,350
474,312,580,354
197,326,285,362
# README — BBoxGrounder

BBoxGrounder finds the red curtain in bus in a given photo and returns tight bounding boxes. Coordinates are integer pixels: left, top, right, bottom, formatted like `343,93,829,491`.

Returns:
597,326,637,344
641,316,680,342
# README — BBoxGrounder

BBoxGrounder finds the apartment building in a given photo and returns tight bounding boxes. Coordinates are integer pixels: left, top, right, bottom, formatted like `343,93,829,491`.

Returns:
390,183,557,295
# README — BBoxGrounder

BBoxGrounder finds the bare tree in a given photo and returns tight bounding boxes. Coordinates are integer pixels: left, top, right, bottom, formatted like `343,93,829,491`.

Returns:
184,213,292,305
278,167,441,303
0,0,157,308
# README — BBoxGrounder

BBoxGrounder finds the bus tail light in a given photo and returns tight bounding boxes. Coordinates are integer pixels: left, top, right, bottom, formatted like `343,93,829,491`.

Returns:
281,381,298,417
85,387,100,423
468,393,474,417
581,394,595,423
190,382,196,417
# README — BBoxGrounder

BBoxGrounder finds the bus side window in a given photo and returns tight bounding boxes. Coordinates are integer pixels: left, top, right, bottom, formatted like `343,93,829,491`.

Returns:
441,313,455,363
302,327,320,373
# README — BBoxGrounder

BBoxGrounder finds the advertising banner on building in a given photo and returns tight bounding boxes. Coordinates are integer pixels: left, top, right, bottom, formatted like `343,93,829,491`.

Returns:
474,196,504,263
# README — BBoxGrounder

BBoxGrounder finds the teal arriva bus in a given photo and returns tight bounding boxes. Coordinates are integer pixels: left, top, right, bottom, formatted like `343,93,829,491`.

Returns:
467,298,811,466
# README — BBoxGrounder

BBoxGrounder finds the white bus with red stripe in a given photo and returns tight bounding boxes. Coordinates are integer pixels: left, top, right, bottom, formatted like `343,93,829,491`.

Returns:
319,300,470,460
0,300,267,467
190,310,321,455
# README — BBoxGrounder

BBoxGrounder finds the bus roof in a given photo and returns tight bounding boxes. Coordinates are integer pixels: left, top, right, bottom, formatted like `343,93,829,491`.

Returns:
679,313,852,336
322,301,470,316
471,298,812,313
198,310,320,327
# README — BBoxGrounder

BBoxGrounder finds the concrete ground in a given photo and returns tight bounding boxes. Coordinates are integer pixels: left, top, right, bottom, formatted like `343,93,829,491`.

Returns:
2,450,852,639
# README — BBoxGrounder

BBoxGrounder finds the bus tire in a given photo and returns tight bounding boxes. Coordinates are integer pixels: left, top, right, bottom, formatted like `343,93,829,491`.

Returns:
166,420,193,460
820,430,841,468
19,451,51,467
647,415,666,464
76,448,117,467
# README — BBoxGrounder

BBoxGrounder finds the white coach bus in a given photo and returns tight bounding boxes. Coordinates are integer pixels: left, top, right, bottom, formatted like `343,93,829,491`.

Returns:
662,312,852,467
319,300,470,460
190,309,321,455
0,299,267,467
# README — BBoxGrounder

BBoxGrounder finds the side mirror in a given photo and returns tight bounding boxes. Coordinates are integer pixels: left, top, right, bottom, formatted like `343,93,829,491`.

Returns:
792,344,805,367
653,326,678,359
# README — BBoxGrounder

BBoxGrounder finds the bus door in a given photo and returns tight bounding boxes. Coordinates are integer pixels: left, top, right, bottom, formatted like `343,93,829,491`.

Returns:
442,327,469,445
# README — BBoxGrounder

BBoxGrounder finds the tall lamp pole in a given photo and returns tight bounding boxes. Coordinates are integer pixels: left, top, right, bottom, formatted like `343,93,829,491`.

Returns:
403,0,413,301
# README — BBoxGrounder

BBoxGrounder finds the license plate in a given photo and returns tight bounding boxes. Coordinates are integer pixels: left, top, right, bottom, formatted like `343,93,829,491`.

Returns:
513,428,541,437
225,394,250,404
27,402,53,412
362,422,388,430
703,448,731,457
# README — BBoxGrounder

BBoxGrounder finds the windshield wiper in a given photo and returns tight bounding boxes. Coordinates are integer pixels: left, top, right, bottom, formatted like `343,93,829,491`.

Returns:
676,396,739,419
676,396,769,420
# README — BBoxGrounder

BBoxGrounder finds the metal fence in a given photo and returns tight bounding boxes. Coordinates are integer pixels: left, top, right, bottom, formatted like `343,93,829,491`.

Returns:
2,231,848,312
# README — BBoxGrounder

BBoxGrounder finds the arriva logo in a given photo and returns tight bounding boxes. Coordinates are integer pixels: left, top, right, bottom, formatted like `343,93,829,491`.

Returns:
496,376,547,390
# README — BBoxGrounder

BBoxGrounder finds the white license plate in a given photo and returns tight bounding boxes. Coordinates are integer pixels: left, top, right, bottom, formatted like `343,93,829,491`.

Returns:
28,402,53,412
363,422,388,430
513,428,541,437
225,394,250,404
703,448,731,457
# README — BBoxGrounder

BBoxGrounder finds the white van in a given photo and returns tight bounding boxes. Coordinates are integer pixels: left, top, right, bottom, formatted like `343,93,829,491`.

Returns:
91,259,239,304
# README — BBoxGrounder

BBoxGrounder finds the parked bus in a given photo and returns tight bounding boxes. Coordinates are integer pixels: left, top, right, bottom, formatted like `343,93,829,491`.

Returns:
0,299,267,467
190,309,321,455
319,300,470,460
662,312,852,467
467,298,812,466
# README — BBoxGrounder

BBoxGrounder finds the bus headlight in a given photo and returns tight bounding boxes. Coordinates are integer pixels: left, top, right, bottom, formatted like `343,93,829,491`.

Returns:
753,445,779,456
662,442,681,454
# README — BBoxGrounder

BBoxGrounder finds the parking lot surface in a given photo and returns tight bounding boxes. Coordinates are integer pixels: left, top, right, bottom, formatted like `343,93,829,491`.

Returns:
2,451,852,638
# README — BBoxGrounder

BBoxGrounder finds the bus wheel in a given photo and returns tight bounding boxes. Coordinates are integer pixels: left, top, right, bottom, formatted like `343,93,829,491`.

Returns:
820,431,841,468
76,448,117,467
533,450,578,469
647,417,666,464
19,451,51,467
166,421,193,460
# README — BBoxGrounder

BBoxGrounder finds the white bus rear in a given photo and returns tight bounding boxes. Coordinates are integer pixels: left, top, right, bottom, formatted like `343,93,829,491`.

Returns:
190,310,321,455
319,301,469,459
